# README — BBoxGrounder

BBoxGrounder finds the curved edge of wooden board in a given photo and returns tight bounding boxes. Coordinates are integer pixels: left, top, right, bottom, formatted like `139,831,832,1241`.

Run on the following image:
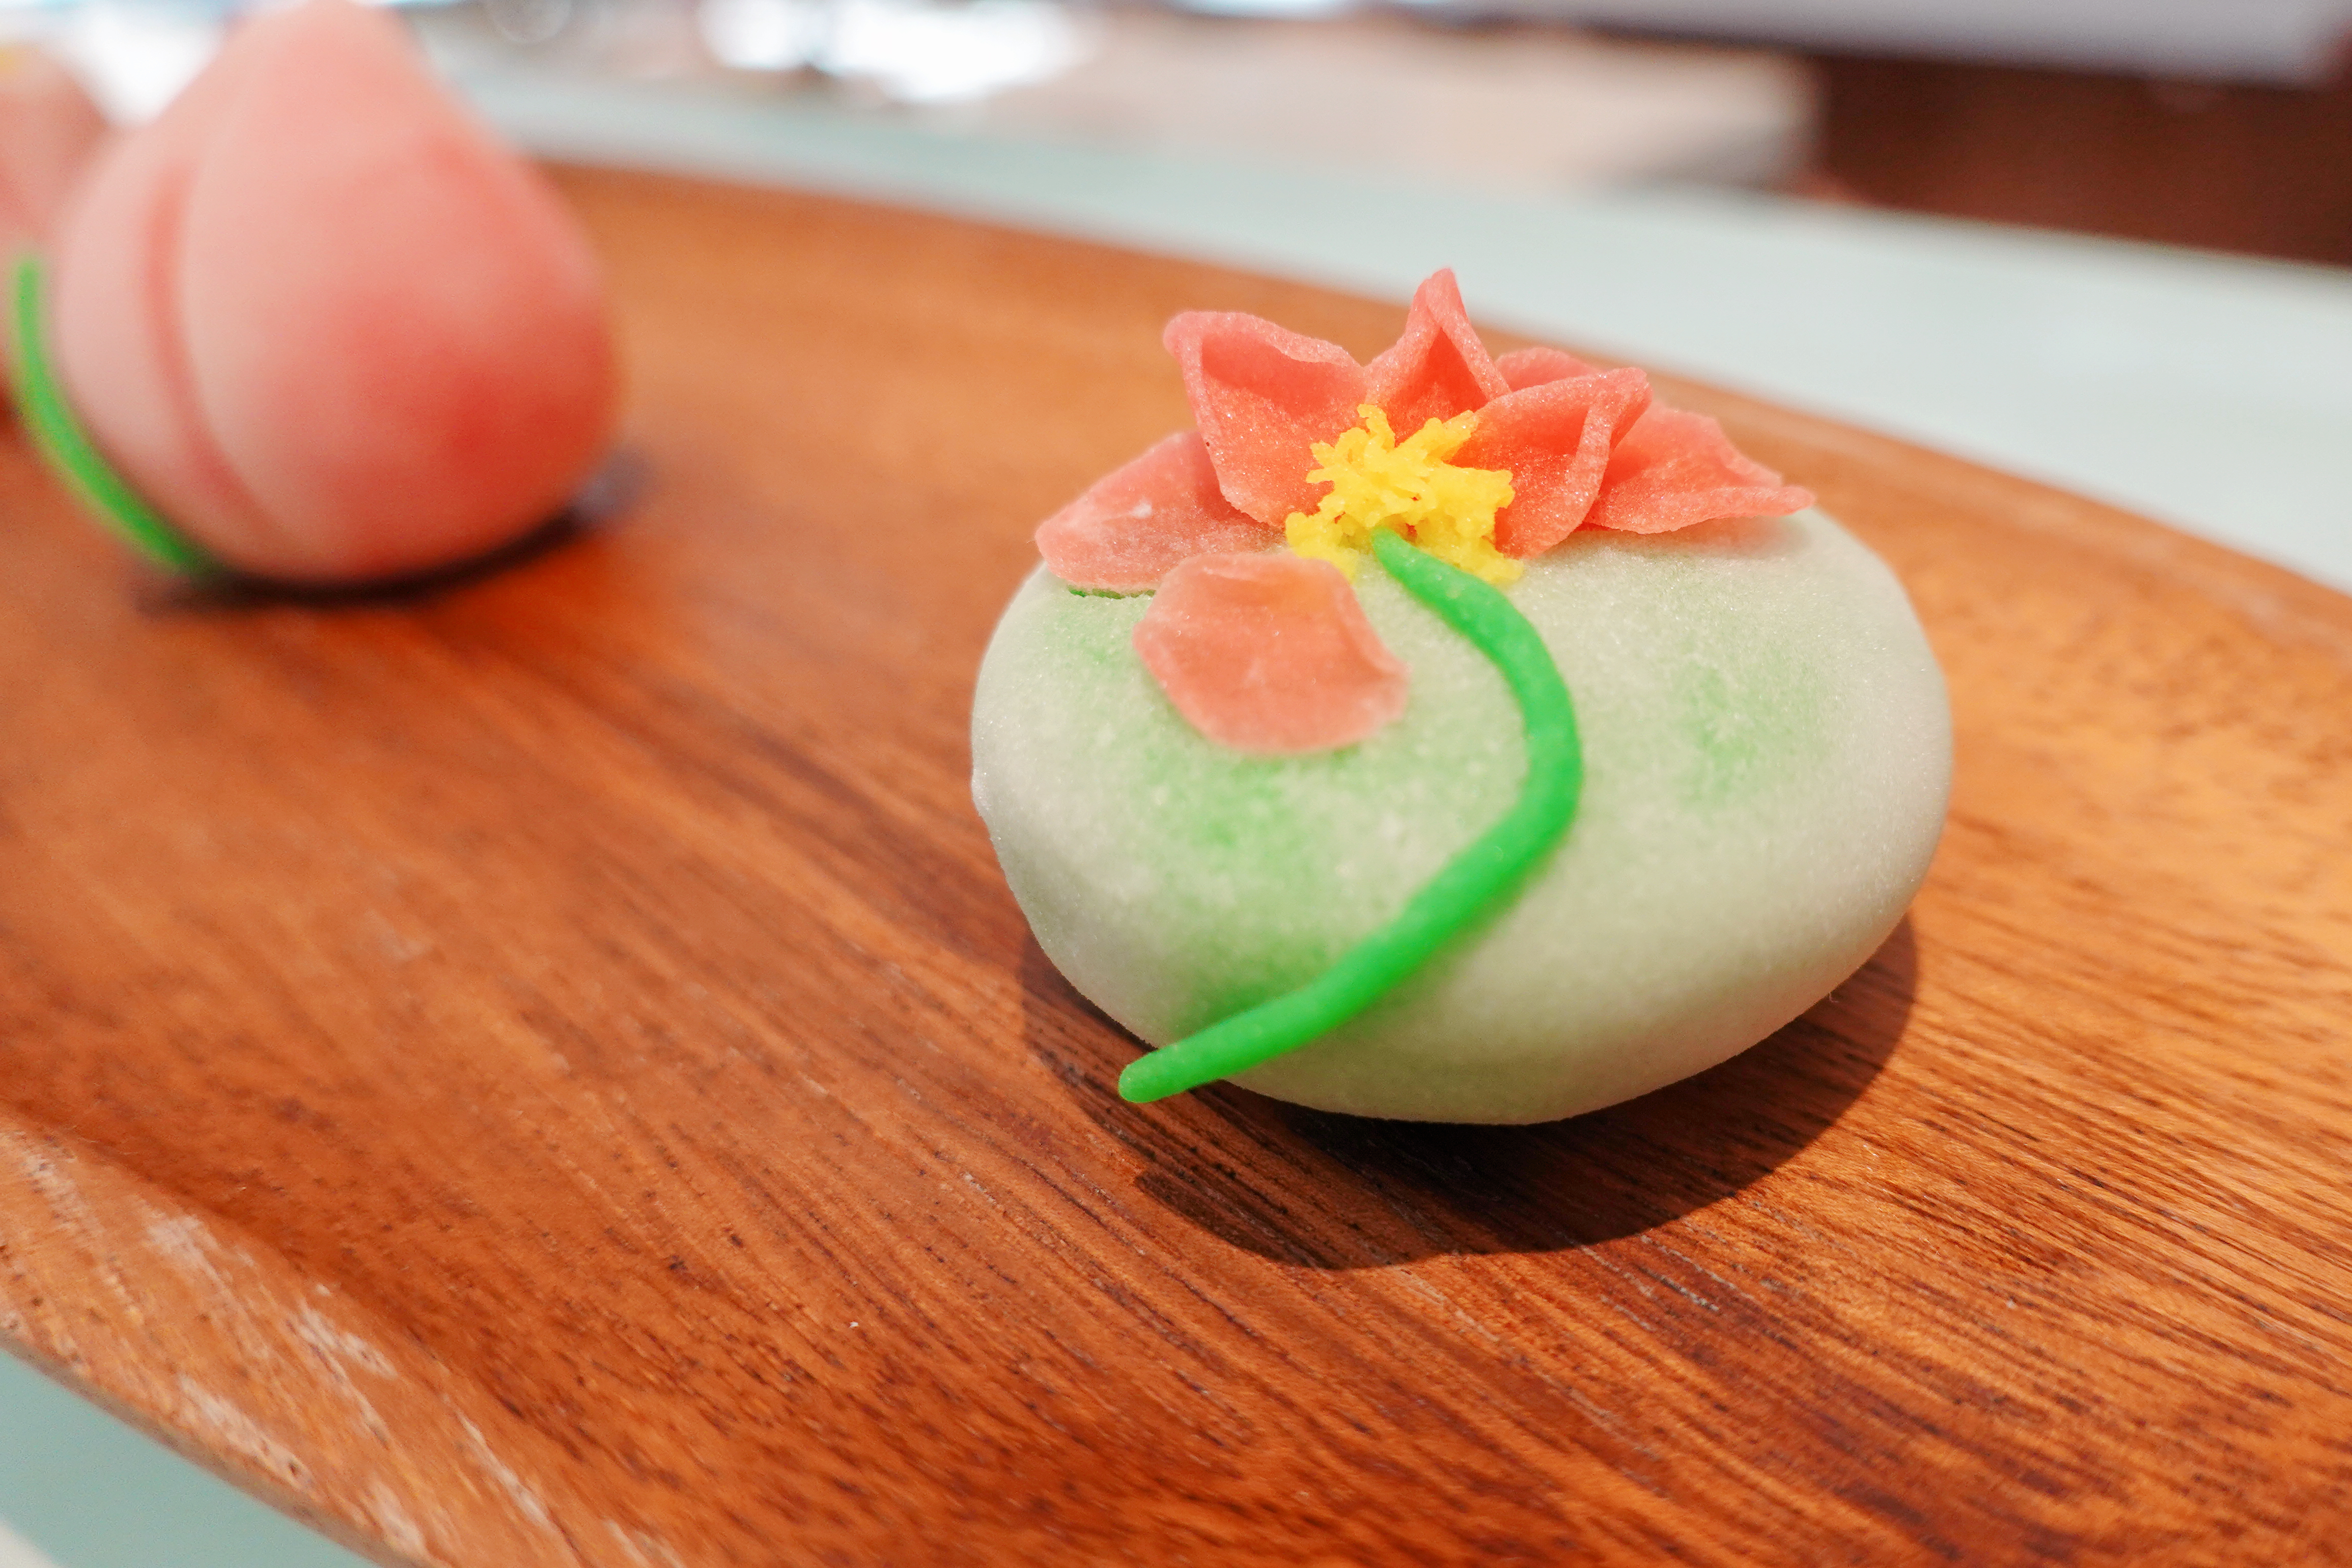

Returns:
0,1113,596,1568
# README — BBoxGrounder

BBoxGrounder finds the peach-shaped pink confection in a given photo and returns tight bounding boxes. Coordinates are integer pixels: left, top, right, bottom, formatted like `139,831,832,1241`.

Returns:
1133,552,1409,755
1163,311,1366,528
1459,365,1653,558
1035,431,1280,593
1585,406,1814,535
0,51,107,281
50,0,615,581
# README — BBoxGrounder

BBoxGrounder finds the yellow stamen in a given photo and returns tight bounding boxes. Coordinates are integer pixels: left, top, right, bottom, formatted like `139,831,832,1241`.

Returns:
1284,405,1519,586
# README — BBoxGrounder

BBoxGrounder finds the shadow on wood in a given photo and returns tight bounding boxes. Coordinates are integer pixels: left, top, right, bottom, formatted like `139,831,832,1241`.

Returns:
1024,918,1913,1266
131,449,650,614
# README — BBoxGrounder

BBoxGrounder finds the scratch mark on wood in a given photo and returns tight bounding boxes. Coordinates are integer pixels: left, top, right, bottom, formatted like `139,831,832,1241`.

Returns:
368,1481,430,1560
459,1417,557,1534
177,1376,310,1490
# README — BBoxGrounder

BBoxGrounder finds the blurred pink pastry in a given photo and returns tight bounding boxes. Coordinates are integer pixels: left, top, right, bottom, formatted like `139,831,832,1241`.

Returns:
0,49,107,272
46,0,616,582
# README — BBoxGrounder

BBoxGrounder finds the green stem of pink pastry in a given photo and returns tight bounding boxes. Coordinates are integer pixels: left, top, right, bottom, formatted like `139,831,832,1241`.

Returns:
9,254,217,574
1119,529,1584,1104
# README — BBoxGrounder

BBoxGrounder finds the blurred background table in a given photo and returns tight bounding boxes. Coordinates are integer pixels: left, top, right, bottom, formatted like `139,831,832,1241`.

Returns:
451,56,2352,596
20,0,2347,591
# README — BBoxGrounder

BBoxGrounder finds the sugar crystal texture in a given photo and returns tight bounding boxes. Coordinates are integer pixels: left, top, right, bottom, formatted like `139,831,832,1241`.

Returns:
972,510,1951,1123
1036,432,1277,592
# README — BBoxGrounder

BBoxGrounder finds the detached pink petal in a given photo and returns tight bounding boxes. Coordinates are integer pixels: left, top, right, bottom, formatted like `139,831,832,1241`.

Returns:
1493,345,1602,391
1164,311,1366,527
1457,366,1653,558
1363,269,1509,433
1134,553,1409,755
1586,406,1814,535
1036,432,1279,592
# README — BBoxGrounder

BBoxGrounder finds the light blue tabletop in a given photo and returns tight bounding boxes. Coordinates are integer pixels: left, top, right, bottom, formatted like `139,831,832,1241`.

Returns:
0,1352,366,1568
6,68,2349,1568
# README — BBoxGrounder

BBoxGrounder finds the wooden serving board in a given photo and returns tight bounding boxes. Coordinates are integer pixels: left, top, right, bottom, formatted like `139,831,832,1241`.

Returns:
3,167,2348,1568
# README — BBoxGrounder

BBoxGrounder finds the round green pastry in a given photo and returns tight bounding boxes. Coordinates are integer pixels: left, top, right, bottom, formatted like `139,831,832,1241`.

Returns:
973,510,1951,1124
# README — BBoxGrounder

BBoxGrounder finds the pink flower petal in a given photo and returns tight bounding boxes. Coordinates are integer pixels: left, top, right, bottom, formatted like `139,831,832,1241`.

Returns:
1164,310,1367,527
1134,552,1409,755
1586,407,1815,535
1455,366,1653,558
1035,432,1279,592
1363,269,1510,433
1493,345,1603,391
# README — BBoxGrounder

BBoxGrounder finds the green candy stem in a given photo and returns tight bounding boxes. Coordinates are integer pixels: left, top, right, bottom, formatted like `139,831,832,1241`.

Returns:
1118,528,1584,1104
9,254,217,574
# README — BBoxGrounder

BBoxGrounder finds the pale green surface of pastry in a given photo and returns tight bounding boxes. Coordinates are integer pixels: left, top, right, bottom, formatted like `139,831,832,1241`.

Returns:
973,511,1952,1123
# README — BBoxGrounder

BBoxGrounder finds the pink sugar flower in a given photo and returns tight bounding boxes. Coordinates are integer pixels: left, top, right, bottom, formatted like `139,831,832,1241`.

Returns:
1035,270,1813,755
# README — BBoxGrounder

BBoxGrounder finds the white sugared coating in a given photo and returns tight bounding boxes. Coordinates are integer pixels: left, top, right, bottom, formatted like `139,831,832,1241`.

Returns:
972,511,1951,1123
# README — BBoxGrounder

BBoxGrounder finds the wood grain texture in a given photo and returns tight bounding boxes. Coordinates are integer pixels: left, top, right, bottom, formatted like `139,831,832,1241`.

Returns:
2,166,2348,1568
